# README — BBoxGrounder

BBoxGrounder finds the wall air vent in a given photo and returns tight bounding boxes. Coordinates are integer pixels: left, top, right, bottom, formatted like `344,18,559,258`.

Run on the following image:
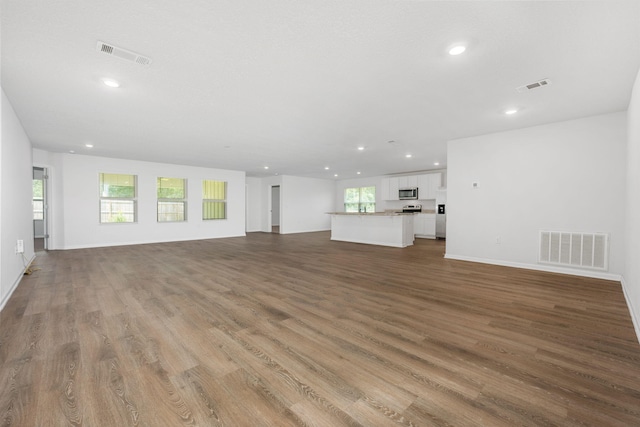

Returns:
539,230,609,271
96,41,152,66
517,79,551,93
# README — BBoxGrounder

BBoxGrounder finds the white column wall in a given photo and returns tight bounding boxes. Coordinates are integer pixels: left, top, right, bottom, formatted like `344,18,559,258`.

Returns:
624,67,640,339
446,112,627,280
281,175,334,234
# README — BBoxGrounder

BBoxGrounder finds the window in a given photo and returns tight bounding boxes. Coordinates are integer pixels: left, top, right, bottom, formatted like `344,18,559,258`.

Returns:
99,173,137,223
344,186,375,213
33,178,44,220
157,177,187,222
202,180,226,220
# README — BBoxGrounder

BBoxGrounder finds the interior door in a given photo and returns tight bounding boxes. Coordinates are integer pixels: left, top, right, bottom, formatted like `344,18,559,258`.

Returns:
32,167,48,250
271,185,280,233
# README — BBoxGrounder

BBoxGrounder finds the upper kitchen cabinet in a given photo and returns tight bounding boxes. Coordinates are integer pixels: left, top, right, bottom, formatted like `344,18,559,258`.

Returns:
381,177,400,200
397,175,418,188
417,173,442,200
381,172,442,200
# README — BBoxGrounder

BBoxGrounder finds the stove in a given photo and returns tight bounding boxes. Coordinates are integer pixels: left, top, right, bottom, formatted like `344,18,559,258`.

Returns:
402,204,422,213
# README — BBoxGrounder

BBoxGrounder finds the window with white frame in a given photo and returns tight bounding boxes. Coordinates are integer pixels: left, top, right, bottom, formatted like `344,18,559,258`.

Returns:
344,186,375,213
99,173,137,223
157,177,187,222
202,180,226,220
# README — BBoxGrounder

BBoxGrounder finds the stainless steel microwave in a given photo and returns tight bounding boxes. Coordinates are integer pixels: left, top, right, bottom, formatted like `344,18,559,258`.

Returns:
399,188,418,200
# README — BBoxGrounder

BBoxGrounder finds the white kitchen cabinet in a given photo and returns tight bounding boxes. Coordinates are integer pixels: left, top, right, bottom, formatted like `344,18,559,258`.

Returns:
417,175,430,198
417,173,442,200
380,177,399,200
380,178,390,201
388,177,399,200
398,175,418,188
414,213,436,238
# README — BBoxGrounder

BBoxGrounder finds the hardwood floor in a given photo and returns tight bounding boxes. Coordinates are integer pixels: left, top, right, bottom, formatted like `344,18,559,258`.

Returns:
1,231,639,426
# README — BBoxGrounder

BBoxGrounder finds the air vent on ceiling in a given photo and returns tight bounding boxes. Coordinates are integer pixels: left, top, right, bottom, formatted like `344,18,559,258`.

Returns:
516,78,551,93
96,41,152,66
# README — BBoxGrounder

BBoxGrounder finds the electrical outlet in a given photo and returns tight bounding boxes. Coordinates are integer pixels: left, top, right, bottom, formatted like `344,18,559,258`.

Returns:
495,236,501,245
16,239,24,254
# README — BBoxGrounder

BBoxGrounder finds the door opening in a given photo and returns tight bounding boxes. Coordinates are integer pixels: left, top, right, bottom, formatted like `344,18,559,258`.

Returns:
32,167,48,251
271,185,280,233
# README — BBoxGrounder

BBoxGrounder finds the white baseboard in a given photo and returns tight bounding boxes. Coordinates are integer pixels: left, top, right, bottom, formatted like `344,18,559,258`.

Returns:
621,276,640,345
0,254,36,313
444,253,622,281
59,233,247,250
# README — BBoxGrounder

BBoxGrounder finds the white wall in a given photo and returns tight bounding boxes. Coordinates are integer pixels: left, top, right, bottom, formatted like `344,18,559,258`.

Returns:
36,151,246,249
246,175,334,234
1,90,35,311
446,112,627,279
281,175,334,234
624,67,640,338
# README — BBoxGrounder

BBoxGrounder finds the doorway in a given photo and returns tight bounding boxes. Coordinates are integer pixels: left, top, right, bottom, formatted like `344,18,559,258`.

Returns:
32,167,48,251
271,185,280,233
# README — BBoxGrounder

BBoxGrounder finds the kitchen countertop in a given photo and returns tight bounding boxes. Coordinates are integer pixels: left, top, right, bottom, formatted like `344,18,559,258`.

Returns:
327,210,436,215
326,212,414,216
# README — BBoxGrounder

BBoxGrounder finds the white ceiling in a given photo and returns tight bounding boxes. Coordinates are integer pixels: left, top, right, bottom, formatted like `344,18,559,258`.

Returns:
2,1,640,179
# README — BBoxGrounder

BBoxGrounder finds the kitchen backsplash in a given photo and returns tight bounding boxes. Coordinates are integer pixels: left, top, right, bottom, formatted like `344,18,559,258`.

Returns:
383,199,436,212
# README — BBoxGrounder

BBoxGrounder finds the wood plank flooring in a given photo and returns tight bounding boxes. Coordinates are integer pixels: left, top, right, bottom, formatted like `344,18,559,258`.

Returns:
1,231,639,426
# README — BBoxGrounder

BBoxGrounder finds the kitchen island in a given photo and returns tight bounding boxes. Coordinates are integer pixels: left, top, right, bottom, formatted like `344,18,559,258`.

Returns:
328,212,414,248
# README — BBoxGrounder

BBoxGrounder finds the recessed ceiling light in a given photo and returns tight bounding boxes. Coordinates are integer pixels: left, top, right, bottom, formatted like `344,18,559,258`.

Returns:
264,166,269,170
505,109,518,115
405,154,413,158
357,146,365,151
102,79,120,88
449,45,466,56
334,174,338,177
324,166,330,170
357,171,361,175
434,162,440,166
85,143,94,148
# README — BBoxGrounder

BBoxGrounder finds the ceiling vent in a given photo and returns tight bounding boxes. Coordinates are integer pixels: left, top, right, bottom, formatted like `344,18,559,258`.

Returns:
96,41,152,66
516,78,551,93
